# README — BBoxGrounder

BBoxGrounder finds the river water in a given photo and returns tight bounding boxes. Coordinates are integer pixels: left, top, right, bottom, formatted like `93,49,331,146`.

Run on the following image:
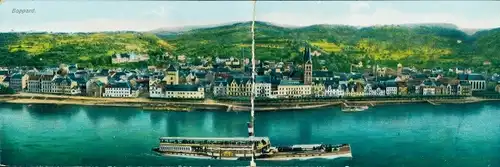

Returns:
1,102,500,167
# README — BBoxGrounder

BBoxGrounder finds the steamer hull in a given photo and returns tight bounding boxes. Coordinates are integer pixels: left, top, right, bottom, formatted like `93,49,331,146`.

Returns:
153,137,352,161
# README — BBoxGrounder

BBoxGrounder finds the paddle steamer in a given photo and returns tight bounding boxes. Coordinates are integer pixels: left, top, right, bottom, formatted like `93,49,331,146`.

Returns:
152,136,352,160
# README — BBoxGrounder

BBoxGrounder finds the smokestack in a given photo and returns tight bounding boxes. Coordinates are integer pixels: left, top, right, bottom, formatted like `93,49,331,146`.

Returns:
247,122,254,137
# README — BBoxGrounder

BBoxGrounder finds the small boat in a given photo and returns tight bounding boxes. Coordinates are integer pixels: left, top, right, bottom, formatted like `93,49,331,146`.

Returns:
142,106,192,112
342,105,368,112
152,137,352,161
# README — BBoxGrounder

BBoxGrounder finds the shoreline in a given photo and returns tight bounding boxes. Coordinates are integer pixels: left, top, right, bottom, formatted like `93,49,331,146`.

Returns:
0,93,499,112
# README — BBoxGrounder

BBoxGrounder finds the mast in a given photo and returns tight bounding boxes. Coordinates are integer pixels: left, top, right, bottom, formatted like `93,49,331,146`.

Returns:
250,0,257,167
250,0,256,138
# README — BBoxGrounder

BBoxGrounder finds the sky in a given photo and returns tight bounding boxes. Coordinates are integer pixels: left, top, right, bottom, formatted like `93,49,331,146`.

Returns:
1,1,500,32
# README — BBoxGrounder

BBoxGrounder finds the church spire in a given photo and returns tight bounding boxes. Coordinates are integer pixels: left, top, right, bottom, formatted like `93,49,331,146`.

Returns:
303,46,312,63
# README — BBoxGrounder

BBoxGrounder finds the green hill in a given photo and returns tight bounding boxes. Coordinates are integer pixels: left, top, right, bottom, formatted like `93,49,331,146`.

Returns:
0,32,173,68
159,21,493,71
1,21,499,73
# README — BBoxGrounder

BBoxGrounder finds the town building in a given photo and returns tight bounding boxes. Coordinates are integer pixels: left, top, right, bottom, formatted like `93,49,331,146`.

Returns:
0,70,8,84
421,80,436,96
86,79,105,97
495,81,500,93
227,77,251,97
325,83,344,98
438,83,447,95
163,85,205,99
277,80,311,98
164,65,179,85
312,82,325,97
364,83,386,96
213,80,228,97
385,81,398,96
185,72,198,85
446,82,459,96
112,53,149,64
344,82,364,97
27,75,42,93
52,76,81,95
467,74,486,91
458,81,472,96
396,81,408,96
1,76,9,87
312,71,336,84
255,76,272,98
40,75,55,93
9,73,28,92
103,81,137,97
150,82,204,99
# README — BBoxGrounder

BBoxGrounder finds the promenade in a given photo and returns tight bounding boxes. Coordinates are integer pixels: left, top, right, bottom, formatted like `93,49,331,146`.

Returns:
0,93,497,112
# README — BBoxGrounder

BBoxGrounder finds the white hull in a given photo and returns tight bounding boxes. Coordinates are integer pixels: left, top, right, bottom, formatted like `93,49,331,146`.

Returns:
259,152,353,161
159,153,240,160
158,152,352,161
342,106,368,112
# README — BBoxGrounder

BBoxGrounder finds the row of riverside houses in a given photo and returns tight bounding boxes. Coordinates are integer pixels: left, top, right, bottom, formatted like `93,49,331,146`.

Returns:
208,47,489,99
0,65,147,98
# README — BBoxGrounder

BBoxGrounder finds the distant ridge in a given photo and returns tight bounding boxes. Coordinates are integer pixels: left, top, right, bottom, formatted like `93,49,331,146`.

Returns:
149,21,242,35
150,21,491,34
397,23,459,29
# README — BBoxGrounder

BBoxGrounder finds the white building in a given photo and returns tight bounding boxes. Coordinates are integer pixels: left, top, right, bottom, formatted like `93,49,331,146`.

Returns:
375,88,386,96
325,84,344,97
163,85,205,99
112,53,149,64
51,77,81,95
277,80,311,98
103,82,136,97
149,83,163,98
255,76,272,98
150,84,205,99
213,81,228,97
363,84,385,97
385,81,398,96
27,75,41,93
422,87,436,96
467,74,486,91
9,73,28,92
344,83,364,97
40,75,55,93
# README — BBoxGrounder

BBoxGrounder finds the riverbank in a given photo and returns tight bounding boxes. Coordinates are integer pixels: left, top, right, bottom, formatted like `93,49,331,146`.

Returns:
0,93,499,112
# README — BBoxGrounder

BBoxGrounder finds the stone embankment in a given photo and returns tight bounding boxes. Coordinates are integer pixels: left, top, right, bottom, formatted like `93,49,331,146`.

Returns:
0,93,498,112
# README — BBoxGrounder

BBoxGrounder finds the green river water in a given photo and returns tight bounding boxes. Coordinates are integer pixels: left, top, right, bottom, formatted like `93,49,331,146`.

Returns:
1,102,499,167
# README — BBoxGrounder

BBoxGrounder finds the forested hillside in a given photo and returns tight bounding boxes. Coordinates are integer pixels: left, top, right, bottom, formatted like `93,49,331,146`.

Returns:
160,21,498,72
1,21,499,72
0,32,173,68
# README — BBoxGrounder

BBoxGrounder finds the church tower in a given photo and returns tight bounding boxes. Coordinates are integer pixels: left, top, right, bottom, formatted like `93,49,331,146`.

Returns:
303,47,313,85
